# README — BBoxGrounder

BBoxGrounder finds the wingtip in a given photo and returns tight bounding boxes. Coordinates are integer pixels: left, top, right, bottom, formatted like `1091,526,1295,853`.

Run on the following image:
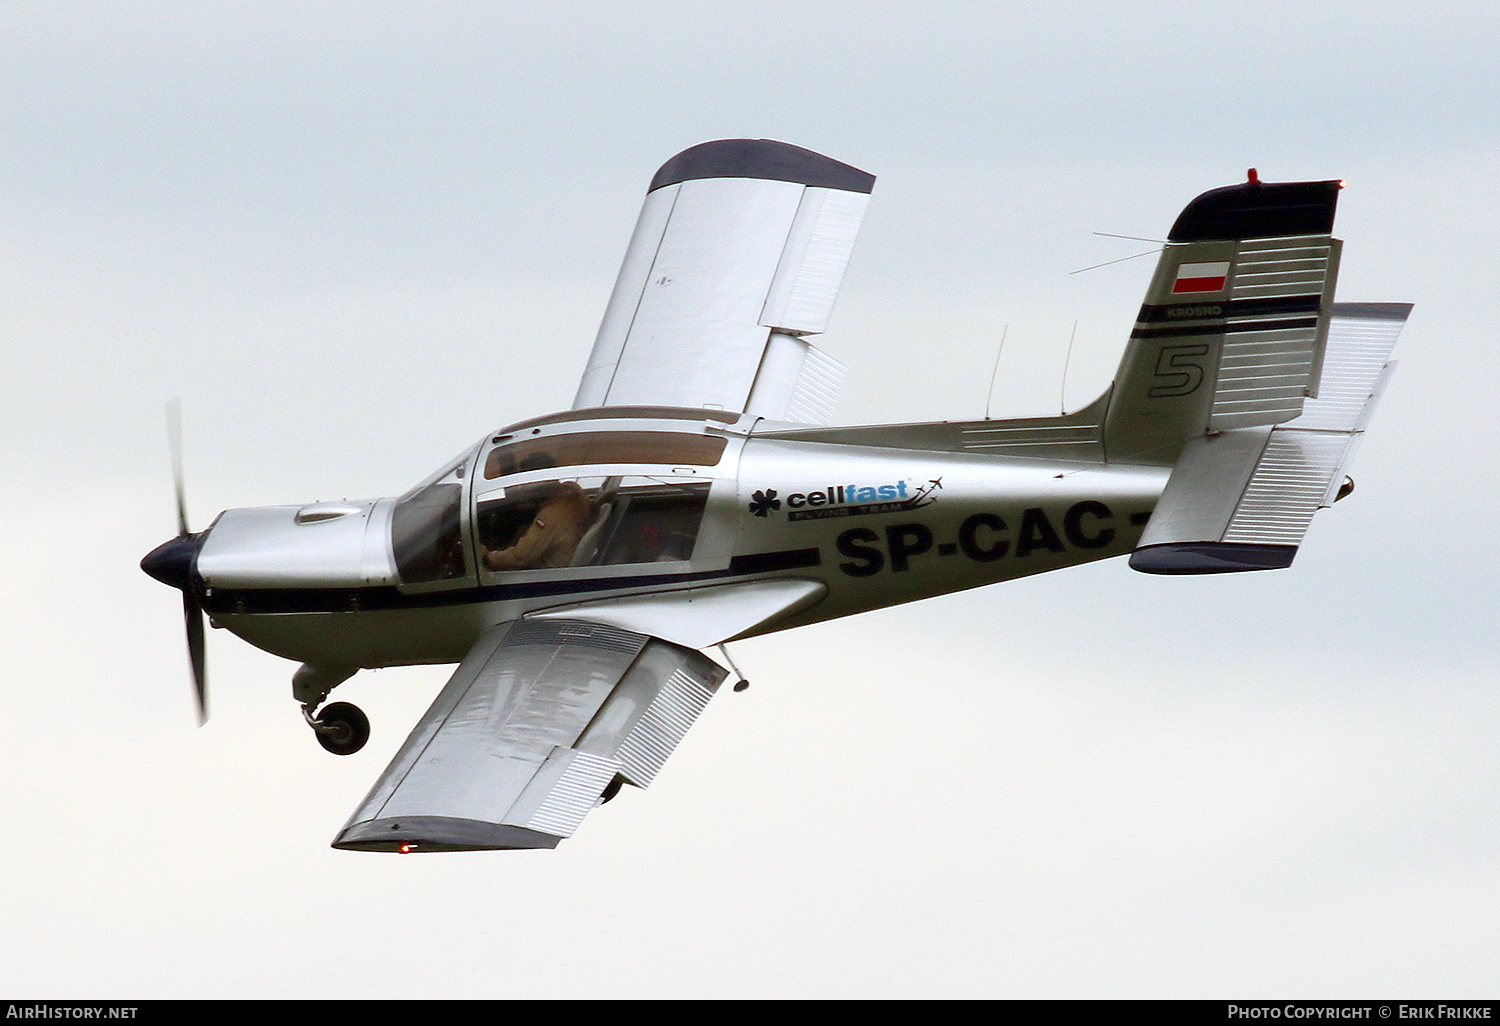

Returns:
1129,542,1298,574
332,816,564,853
648,139,875,194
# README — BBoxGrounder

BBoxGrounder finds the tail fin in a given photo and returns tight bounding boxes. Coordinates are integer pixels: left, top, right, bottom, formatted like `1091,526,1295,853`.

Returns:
1103,177,1345,465
1130,302,1408,573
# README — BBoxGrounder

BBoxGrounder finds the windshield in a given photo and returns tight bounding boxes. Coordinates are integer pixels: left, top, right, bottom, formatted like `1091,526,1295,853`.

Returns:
391,444,477,585
392,482,466,583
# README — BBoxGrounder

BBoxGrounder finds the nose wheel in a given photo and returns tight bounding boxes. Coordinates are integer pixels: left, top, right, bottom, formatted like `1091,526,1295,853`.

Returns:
292,664,367,755
306,701,370,756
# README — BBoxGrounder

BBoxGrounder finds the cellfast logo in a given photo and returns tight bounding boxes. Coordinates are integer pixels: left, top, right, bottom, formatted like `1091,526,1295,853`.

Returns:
788,481,906,512
775,480,938,522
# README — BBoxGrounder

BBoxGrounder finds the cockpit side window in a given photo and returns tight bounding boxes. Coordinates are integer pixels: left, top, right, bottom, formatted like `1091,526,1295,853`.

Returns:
483,432,726,480
594,482,709,565
476,477,710,572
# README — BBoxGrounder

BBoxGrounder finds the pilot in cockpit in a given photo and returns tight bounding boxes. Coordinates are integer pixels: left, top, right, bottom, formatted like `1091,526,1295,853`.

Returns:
480,479,592,571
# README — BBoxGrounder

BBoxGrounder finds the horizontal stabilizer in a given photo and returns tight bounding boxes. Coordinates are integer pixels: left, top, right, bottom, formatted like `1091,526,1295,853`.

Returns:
334,619,726,851
1131,303,1408,573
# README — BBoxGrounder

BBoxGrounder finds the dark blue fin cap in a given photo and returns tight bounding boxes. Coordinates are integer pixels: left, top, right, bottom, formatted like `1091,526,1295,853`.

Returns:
650,139,875,194
1169,179,1341,242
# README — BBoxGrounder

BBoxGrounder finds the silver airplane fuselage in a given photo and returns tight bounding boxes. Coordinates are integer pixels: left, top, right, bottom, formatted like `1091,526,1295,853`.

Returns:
177,406,1165,674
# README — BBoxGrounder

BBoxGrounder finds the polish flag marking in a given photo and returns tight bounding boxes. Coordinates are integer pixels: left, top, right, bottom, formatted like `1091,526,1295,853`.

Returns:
1173,261,1230,294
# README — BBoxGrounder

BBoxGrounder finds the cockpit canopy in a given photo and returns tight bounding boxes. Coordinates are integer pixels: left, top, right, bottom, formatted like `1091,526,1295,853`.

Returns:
482,430,726,480
389,410,741,588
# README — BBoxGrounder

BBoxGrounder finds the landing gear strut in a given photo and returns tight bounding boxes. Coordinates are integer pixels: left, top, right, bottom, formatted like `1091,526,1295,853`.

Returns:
293,663,368,756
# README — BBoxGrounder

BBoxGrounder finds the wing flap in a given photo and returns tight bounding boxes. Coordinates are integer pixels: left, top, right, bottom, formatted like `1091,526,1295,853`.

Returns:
577,643,720,788
333,619,727,852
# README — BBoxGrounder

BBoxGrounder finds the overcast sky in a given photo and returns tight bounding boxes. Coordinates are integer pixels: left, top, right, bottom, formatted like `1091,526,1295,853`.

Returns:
2,1,1498,998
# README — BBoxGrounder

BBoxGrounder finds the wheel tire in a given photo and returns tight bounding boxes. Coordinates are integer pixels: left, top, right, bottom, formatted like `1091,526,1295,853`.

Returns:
315,701,370,756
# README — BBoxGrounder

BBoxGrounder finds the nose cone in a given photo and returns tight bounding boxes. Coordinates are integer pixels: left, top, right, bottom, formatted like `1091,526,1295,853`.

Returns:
141,534,203,590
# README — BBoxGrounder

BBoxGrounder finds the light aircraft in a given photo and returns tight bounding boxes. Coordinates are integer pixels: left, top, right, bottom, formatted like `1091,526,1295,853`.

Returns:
141,140,1408,852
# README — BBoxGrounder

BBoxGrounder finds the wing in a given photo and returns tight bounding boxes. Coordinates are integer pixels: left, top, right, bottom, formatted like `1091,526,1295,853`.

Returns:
571,139,875,425
526,578,825,649
333,618,729,852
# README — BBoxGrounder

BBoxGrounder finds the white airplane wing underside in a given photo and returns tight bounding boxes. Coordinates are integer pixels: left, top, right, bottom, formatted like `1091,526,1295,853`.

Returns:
334,619,729,852
525,578,825,650
571,139,874,425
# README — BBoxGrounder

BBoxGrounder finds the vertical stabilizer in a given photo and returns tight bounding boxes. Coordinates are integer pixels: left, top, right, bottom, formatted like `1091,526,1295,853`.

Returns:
1104,178,1344,465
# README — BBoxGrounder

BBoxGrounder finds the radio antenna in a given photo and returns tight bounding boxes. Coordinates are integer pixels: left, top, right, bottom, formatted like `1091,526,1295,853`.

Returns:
1092,231,1167,243
1060,320,1078,415
1070,248,1161,275
983,325,1009,421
